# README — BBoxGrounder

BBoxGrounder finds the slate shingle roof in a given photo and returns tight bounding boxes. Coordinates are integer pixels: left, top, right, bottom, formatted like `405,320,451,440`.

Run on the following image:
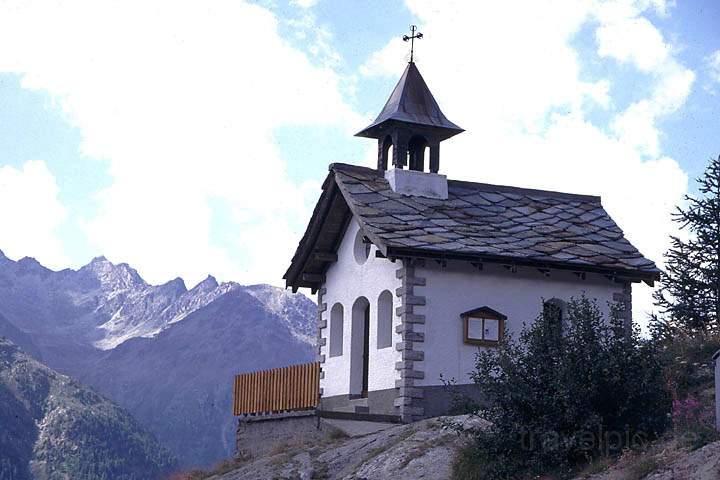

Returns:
284,163,660,290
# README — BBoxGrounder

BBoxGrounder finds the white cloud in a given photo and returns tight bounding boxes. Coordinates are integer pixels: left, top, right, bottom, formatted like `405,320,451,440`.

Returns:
595,15,669,72
360,38,409,77
0,161,68,267
292,0,319,8
707,50,720,84
0,0,695,330
363,0,692,327
0,0,359,286
611,59,694,156
595,2,695,155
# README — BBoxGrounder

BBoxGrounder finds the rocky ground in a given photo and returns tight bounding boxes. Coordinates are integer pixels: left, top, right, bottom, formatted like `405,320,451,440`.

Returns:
194,414,720,480
646,441,720,480
580,439,720,480
205,415,487,480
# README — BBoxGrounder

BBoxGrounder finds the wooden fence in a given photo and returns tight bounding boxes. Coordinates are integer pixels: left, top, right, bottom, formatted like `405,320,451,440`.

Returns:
233,362,320,416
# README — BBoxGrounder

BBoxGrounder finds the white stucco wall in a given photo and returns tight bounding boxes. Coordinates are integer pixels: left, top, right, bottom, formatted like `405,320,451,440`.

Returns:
319,220,402,397
413,260,628,387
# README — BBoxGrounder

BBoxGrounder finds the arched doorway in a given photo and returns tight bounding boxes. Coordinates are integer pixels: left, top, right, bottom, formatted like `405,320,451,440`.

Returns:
350,297,370,397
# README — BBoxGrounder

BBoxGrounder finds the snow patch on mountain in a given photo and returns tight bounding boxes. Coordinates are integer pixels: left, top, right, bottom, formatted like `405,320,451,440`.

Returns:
93,271,240,350
244,284,316,344
0,253,315,351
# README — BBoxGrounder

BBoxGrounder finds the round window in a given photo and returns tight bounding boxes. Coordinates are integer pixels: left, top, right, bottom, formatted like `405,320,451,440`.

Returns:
353,229,371,265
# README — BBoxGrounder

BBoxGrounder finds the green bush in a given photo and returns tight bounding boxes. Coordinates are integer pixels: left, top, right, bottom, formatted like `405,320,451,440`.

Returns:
455,296,671,480
655,331,720,400
672,396,719,450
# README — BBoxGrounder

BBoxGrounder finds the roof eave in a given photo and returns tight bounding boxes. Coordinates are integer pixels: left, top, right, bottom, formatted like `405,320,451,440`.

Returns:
284,170,383,292
283,174,339,290
385,246,660,285
354,118,465,140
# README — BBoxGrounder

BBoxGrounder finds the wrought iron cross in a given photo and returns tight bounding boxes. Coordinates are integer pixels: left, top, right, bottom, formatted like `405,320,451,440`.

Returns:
402,25,423,63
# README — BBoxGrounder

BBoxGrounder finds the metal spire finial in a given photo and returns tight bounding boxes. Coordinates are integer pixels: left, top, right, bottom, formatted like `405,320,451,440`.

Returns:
402,25,423,63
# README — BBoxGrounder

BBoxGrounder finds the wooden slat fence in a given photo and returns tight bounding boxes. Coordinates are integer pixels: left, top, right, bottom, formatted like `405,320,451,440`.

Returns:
233,362,320,416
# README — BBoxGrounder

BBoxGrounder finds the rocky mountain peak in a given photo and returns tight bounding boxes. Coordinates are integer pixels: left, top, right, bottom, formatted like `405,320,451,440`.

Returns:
189,275,221,295
81,256,146,289
17,256,51,276
244,284,316,344
160,277,188,295
18,256,43,267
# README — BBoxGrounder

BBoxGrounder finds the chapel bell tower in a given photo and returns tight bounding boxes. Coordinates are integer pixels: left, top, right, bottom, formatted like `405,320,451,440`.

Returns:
355,26,463,175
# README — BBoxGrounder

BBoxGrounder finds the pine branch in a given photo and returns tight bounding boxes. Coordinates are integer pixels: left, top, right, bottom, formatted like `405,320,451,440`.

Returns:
652,155,720,334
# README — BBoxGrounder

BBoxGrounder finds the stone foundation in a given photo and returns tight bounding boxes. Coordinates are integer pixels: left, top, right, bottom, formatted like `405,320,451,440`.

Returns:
419,384,487,418
320,388,398,416
236,410,324,458
319,383,486,421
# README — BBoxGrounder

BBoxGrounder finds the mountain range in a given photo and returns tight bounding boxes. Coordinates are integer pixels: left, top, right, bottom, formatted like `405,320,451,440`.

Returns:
0,250,316,470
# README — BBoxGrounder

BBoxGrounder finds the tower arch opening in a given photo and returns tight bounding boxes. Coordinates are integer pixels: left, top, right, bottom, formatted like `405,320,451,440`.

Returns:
408,135,428,172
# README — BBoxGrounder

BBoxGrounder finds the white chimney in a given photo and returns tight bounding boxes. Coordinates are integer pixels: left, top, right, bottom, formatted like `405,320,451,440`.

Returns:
384,168,448,200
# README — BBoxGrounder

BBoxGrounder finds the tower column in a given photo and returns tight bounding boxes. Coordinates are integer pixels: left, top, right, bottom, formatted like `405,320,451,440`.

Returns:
392,130,409,169
429,144,440,173
377,137,391,172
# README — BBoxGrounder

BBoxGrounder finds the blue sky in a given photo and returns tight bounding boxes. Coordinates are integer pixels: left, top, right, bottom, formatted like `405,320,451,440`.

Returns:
0,0,718,321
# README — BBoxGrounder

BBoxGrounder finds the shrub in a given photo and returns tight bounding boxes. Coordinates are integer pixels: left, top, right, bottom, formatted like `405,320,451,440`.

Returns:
626,453,661,480
656,331,720,400
672,396,719,450
455,296,672,480
164,455,249,480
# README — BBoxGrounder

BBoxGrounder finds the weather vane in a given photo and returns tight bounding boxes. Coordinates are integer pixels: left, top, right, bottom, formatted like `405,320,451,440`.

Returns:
403,25,423,63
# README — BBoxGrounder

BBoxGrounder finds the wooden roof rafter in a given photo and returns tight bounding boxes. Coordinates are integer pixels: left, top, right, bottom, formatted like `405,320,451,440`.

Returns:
283,175,353,292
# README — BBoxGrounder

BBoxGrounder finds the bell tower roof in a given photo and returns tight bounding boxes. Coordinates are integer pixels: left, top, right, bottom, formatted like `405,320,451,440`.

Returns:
355,62,463,140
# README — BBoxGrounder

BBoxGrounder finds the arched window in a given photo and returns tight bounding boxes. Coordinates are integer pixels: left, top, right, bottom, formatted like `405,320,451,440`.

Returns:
377,290,393,349
543,298,566,336
329,303,344,357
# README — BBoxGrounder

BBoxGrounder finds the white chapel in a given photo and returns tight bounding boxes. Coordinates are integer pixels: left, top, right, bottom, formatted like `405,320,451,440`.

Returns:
283,56,659,423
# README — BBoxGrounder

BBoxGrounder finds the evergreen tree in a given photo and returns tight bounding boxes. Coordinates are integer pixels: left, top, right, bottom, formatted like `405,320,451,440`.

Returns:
653,155,720,335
